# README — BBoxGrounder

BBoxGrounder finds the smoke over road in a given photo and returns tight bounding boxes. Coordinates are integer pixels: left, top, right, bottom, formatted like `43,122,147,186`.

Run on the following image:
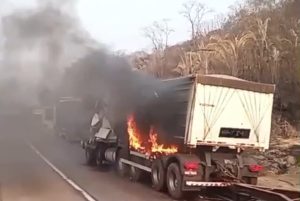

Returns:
0,2,185,200
59,49,187,146
0,0,162,115
0,0,94,110
0,0,181,145
60,50,162,122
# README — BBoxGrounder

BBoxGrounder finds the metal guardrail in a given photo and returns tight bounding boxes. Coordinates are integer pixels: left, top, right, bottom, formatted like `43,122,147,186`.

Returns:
231,183,300,201
205,183,300,201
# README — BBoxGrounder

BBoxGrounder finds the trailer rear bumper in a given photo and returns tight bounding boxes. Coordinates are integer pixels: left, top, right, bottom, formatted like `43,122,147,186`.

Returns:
185,181,232,187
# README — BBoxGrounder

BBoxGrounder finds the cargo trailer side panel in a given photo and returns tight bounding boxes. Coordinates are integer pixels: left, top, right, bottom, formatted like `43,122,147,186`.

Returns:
134,76,195,146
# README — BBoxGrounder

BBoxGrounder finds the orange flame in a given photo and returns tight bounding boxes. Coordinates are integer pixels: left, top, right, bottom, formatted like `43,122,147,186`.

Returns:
127,115,178,155
149,128,178,154
127,115,145,151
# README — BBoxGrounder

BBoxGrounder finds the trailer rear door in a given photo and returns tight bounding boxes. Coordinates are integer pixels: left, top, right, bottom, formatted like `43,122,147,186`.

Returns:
186,75,275,150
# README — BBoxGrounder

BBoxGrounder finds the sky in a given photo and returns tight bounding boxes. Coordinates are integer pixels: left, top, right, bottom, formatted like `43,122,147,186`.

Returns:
76,0,236,52
1,0,236,52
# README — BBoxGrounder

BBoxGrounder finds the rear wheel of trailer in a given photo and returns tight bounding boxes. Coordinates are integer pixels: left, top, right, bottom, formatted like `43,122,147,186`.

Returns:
166,163,184,199
151,159,166,191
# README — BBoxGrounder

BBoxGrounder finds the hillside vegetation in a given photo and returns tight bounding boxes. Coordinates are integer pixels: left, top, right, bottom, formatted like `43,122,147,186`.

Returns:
132,0,300,131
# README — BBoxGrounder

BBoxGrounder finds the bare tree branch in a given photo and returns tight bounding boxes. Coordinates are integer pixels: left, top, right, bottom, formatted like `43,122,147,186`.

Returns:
142,19,174,52
180,0,211,39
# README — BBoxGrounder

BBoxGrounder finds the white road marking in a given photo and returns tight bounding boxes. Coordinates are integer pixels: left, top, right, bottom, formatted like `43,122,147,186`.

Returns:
27,142,97,201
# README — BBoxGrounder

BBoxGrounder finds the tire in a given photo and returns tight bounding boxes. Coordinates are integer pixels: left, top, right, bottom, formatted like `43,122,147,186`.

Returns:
151,160,166,191
129,166,143,182
242,176,258,185
96,146,105,168
85,148,96,166
166,163,184,200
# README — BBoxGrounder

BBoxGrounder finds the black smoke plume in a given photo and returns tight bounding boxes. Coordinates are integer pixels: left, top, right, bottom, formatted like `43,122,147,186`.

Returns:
0,0,93,111
59,49,188,147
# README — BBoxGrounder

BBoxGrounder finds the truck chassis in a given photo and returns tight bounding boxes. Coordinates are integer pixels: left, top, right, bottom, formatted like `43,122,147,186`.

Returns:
81,134,260,200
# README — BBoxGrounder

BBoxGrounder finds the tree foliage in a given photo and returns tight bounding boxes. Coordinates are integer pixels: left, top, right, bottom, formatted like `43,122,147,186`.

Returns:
133,0,300,122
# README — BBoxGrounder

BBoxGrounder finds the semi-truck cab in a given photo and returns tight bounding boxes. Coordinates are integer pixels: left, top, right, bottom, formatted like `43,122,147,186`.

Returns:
81,74,275,199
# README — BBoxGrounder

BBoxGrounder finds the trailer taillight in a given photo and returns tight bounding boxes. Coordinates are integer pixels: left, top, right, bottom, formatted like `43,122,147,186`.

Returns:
248,164,263,172
184,162,199,176
184,162,199,171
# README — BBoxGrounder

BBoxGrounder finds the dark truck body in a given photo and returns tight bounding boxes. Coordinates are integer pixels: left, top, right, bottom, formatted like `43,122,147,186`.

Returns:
55,97,91,141
81,75,275,199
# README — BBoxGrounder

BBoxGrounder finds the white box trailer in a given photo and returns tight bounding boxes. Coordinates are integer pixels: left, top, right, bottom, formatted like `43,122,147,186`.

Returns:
186,74,274,150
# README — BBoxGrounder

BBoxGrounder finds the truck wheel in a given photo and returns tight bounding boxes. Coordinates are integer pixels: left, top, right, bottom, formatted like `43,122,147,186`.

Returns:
242,176,258,185
85,149,96,166
129,166,143,182
151,160,166,191
96,146,105,168
166,163,184,200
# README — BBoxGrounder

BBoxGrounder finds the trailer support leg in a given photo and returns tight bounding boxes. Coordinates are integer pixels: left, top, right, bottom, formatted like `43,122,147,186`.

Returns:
236,154,243,179
204,152,212,181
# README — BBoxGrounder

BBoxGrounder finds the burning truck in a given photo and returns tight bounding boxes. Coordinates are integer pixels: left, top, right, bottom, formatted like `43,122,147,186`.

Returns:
81,74,275,199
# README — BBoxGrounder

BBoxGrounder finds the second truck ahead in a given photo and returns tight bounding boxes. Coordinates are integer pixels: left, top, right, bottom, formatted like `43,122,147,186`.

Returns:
81,74,275,199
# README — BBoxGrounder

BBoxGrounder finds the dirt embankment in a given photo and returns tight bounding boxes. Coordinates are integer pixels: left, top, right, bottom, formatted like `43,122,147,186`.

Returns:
254,114,300,190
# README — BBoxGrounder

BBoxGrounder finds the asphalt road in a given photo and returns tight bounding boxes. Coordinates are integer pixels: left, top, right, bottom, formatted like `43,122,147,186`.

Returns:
0,115,178,201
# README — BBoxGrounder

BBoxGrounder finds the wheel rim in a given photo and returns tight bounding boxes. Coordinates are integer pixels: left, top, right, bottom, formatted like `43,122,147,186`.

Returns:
168,170,178,192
